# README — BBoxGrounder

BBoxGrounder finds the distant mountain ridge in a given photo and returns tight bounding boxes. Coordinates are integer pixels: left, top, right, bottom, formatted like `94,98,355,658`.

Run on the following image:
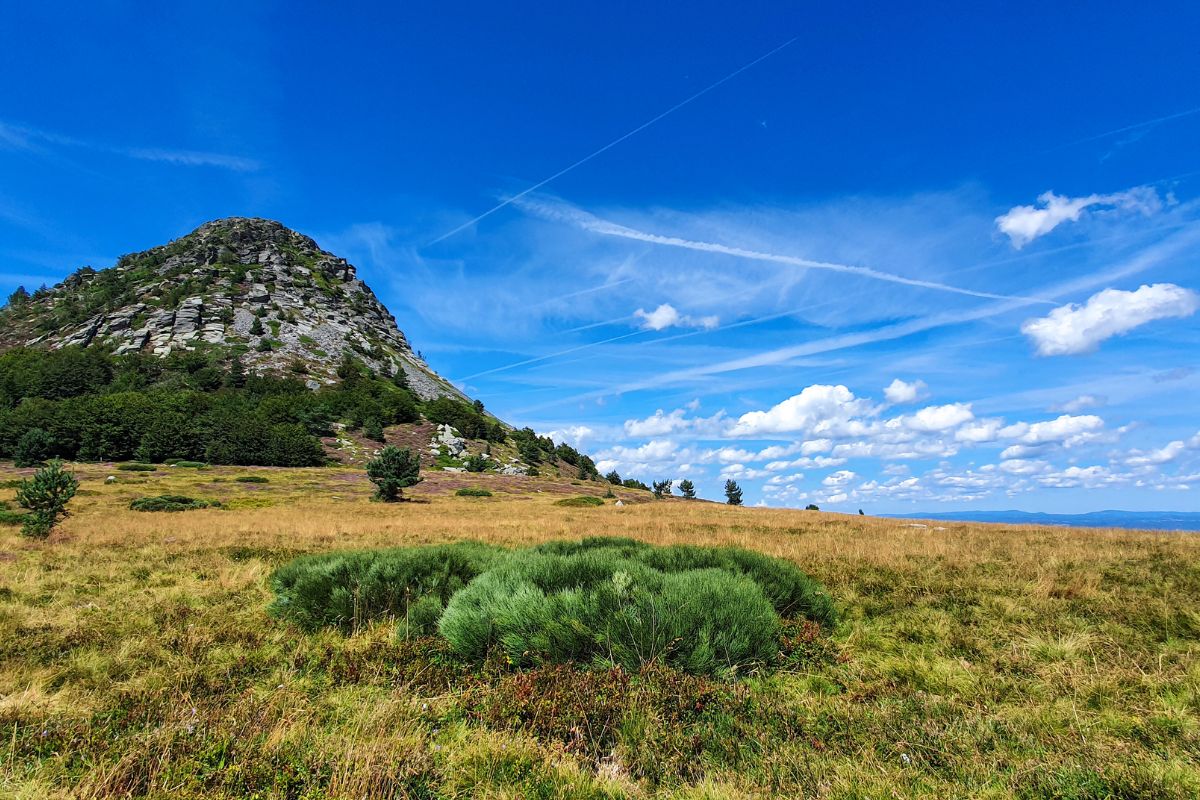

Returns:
881,509,1200,532
0,217,465,401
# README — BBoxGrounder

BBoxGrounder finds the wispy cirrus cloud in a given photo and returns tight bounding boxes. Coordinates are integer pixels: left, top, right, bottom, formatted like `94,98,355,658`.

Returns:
0,120,261,172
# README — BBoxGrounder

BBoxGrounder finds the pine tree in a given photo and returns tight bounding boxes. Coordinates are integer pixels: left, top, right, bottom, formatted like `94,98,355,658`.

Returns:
366,446,422,502
249,316,264,336
16,460,78,538
605,470,622,485
678,479,696,499
652,479,673,499
724,479,743,506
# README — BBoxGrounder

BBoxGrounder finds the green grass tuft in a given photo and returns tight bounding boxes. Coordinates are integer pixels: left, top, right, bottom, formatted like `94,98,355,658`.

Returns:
455,487,493,497
553,495,605,507
129,494,221,512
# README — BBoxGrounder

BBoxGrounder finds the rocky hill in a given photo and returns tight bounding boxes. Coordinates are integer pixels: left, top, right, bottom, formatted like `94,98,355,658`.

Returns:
0,217,465,401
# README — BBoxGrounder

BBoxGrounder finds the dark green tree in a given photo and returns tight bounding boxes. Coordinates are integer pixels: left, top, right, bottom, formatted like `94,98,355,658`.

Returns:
806,504,820,511
652,479,673,499
366,445,422,502
363,418,386,442
6,286,29,306
14,428,54,467
678,479,696,499
724,479,743,506
224,356,247,389
249,316,264,336
463,453,489,472
605,470,622,485
16,459,78,538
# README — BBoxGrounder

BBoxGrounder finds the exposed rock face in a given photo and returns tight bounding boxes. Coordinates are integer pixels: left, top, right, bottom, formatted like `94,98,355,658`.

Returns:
0,217,467,401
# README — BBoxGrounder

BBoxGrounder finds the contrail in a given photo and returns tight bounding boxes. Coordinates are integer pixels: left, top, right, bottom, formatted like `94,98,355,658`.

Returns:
455,329,650,382
519,197,1058,305
426,37,798,246
1060,105,1200,148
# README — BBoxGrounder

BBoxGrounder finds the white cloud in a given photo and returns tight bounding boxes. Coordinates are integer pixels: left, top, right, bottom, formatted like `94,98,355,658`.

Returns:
633,303,719,331
1004,414,1105,447
904,403,974,432
623,408,690,437
822,470,857,487
995,188,1160,248
1125,440,1187,467
883,378,929,404
731,385,874,436
1021,283,1199,356
1052,394,1106,413
999,458,1049,475
955,418,1003,443
542,425,594,447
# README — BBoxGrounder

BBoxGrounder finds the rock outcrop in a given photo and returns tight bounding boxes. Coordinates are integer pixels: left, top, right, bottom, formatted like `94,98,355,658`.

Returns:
0,217,467,401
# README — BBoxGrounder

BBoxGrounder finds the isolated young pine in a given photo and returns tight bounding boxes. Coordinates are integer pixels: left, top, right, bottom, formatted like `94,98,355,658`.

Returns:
724,479,743,506
366,445,422,501
16,459,78,538
678,479,696,499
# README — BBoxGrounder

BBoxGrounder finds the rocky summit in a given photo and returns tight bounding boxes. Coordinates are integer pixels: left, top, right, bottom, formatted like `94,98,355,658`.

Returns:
0,217,466,401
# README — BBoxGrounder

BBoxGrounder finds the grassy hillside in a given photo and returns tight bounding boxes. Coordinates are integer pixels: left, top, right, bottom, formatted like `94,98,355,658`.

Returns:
1,462,1199,798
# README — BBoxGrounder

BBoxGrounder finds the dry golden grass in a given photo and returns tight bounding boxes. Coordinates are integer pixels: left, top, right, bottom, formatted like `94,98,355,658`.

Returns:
2,461,1199,798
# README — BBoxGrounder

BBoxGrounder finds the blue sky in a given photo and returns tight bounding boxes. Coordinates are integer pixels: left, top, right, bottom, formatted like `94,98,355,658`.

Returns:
2,2,1199,512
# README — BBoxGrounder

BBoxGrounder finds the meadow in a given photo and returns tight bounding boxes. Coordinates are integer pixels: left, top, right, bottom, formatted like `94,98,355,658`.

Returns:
1,462,1198,798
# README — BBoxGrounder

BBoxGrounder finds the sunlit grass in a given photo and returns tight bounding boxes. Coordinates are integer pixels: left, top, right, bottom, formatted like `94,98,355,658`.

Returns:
1,461,1199,797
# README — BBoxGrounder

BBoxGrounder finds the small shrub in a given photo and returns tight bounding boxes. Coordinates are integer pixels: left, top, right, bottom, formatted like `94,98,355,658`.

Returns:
15,460,78,538
269,542,504,631
170,460,208,469
235,475,270,483
554,495,605,507
463,453,489,473
439,550,780,676
456,487,493,497
117,462,157,472
366,445,422,502
363,418,385,442
129,494,220,512
269,538,836,678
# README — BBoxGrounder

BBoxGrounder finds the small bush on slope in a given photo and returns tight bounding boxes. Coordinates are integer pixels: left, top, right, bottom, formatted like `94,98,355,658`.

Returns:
455,487,492,497
269,542,503,632
533,537,837,627
129,494,220,512
269,537,835,678
438,553,780,676
553,495,604,507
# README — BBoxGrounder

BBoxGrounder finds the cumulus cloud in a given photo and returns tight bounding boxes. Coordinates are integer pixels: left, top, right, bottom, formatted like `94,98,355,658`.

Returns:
730,385,874,436
1021,283,1199,356
822,469,857,487
904,403,974,432
1125,440,1187,467
634,303,719,331
995,187,1160,248
623,406,726,437
542,425,594,447
1003,414,1105,447
883,378,929,404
